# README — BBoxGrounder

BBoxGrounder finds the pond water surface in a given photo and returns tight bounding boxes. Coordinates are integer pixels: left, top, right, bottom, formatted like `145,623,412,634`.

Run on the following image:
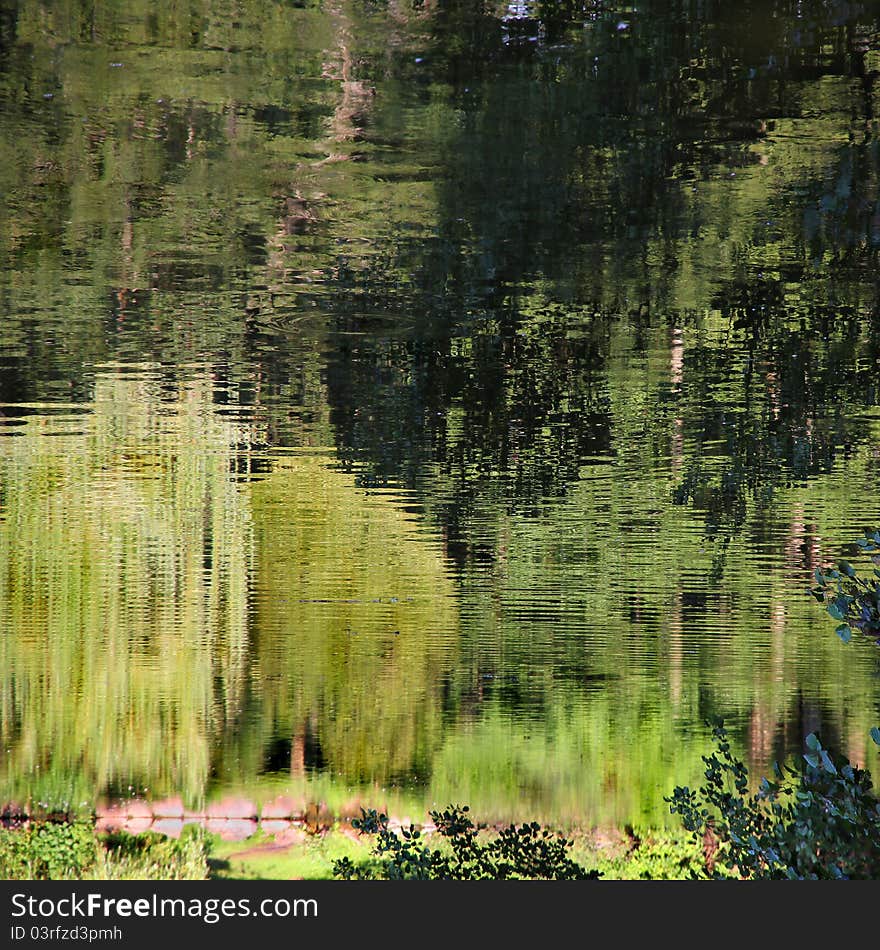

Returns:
1,0,879,828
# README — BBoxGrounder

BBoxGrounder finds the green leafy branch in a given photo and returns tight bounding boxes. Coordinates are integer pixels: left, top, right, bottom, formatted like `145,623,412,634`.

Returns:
333,805,600,880
808,529,880,646
667,720,880,879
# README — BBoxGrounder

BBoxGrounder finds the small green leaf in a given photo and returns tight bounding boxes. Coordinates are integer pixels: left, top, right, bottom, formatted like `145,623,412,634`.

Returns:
819,749,837,774
827,603,845,621
839,561,856,578
814,568,826,586
805,733,820,752
870,727,880,746
803,753,819,768
835,623,852,644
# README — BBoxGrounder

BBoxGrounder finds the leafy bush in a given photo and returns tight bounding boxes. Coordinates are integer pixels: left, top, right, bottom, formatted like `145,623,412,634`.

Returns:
0,821,209,880
808,529,880,646
333,805,600,880
667,721,880,879
0,820,97,879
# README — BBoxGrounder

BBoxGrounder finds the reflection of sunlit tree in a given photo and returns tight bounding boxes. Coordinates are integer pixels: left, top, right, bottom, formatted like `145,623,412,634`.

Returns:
226,453,459,786
0,368,256,809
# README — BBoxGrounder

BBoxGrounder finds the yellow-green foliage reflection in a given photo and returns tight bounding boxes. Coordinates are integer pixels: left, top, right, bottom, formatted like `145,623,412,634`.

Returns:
0,367,254,809
245,453,459,785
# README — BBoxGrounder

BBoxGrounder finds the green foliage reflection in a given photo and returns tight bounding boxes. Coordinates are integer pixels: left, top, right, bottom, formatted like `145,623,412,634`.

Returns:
0,368,254,808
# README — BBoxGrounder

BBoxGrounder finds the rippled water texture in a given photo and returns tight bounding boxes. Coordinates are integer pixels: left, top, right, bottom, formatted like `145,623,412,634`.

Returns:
1,1,879,827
